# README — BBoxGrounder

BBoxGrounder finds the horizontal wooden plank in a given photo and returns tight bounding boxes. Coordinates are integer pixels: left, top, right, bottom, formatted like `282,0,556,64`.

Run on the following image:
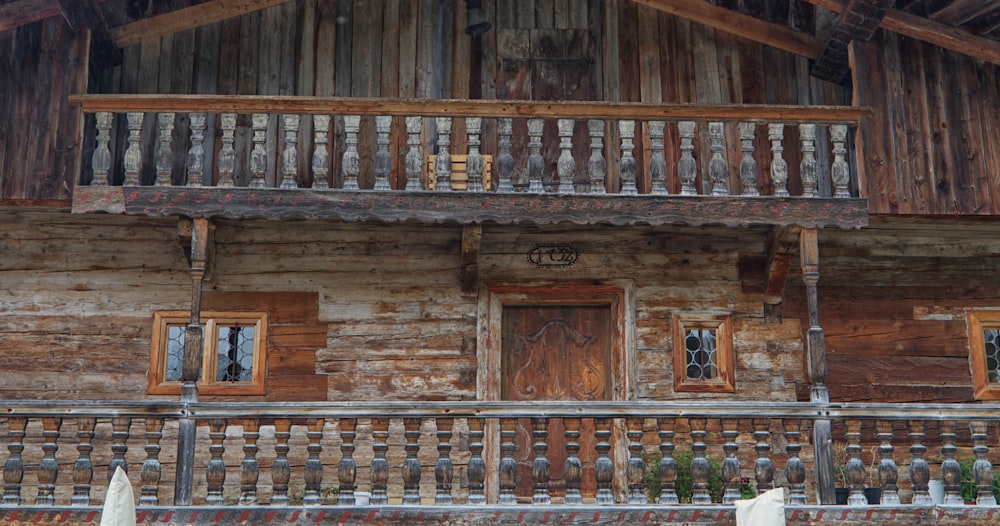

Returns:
109,0,293,48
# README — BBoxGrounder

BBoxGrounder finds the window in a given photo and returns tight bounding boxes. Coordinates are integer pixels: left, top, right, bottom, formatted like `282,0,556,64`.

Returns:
673,315,735,393
149,311,268,395
968,311,1000,400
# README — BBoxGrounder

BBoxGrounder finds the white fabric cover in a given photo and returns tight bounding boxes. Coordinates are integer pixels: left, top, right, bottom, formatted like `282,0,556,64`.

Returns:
735,487,786,526
100,466,137,526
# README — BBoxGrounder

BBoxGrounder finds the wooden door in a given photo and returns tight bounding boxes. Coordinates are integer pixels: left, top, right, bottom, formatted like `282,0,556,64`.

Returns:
501,304,612,501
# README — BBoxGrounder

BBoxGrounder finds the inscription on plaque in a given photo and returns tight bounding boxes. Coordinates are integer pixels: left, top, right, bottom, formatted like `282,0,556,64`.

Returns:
527,244,579,268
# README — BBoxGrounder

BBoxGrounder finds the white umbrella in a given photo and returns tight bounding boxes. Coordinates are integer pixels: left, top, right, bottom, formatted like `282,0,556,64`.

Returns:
100,466,137,526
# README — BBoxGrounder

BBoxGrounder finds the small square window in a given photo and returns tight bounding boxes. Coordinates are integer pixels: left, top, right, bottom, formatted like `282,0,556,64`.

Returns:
673,315,735,393
968,311,1000,400
149,311,267,395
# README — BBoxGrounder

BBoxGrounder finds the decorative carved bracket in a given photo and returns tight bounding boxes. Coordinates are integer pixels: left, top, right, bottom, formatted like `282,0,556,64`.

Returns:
177,217,215,283
461,225,482,295
811,0,894,83
763,225,801,322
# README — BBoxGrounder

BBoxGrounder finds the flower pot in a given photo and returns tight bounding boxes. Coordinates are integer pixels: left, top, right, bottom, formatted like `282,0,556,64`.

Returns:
864,487,881,505
928,479,945,505
835,487,849,505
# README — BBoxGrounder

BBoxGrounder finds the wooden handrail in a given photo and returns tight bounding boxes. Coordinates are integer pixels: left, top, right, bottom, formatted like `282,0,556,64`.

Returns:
68,94,871,124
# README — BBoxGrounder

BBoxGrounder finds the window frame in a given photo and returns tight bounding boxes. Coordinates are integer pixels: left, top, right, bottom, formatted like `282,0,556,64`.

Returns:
968,311,1000,400
148,310,268,395
672,315,735,393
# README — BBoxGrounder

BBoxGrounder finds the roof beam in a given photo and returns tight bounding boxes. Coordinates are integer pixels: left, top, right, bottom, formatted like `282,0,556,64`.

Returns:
0,0,63,33
630,0,823,59
930,0,1000,26
109,0,292,48
811,0,894,83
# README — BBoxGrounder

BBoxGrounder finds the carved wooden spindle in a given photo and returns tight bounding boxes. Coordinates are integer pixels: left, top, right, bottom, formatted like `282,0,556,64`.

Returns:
768,123,789,197
657,417,678,504
830,124,850,198
91,112,112,186
72,418,96,506
279,114,300,189
721,418,741,504
467,417,486,505
434,117,453,191
970,420,997,505
563,417,583,505
526,118,545,193
2,417,26,504
370,418,389,505
689,418,711,505
374,116,393,191
908,420,932,505
495,118,515,192
647,121,668,195
402,418,422,505
876,420,900,504
531,417,551,504
435,418,455,504
844,419,867,506
205,419,227,505
239,418,259,505
783,419,807,506
594,417,614,505
154,112,175,186
186,113,206,187
405,116,424,191
36,417,62,505
312,115,331,190
303,418,325,505
738,122,759,196
556,119,576,194
337,418,357,505
249,114,268,188
678,121,697,195
498,418,518,505
123,112,143,186
626,417,647,504
217,113,237,187
708,122,729,196
342,115,362,190
271,419,292,505
109,417,130,481
587,119,607,194
466,117,485,192
619,120,638,195
940,420,963,505
799,123,818,197
139,418,163,506
752,419,774,494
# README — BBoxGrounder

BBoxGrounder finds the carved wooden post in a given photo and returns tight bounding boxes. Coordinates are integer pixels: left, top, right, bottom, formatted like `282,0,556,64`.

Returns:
657,417,678,504
303,418,325,505
186,113,207,187
123,112,143,186
830,124,850,198
495,118,515,192
908,420,932,505
371,418,389,505
91,112,112,186
312,115,331,190
109,417,130,481
752,419,774,494
405,116,424,191
271,419,292,505
648,121,668,195
876,420,900,504
940,420,963,505
690,418,711,504
467,417,486,505
721,418,741,504
402,418,422,505
205,419,227,505
588,119,607,194
498,418,518,505
799,123,818,197
708,122,729,195
337,418,357,504
279,114,300,189
531,417,551,504
844,419,866,506
342,115,361,190
738,122,759,196
72,417,96,506
249,114,268,188
557,119,576,193
626,417,647,504
374,116,393,191
139,418,163,506
784,419,807,506
36,417,62,505
434,117,453,191
238,418,259,505
970,420,997,505
466,117,484,192
155,113,175,186
594,417,614,505
435,418,454,505
619,120,638,195
526,118,545,193
563,417,583,505
217,113,237,187
678,121,697,195
768,123,789,197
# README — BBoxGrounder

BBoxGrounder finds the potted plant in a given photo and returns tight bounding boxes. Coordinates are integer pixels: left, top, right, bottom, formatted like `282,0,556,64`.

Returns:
645,449,723,503
832,442,850,505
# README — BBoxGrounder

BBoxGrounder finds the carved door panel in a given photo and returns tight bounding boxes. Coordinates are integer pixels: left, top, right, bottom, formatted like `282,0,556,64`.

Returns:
501,304,612,501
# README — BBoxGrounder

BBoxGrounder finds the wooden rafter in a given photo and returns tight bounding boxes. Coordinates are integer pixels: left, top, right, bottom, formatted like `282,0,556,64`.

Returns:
109,0,292,48
812,0,894,83
930,0,1000,26
0,0,62,33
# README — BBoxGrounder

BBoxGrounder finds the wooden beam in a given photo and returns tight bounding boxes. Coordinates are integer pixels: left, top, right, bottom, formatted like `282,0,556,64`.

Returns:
0,0,62,33
460,225,482,295
763,225,800,322
109,0,293,48
629,0,824,59
930,0,1000,26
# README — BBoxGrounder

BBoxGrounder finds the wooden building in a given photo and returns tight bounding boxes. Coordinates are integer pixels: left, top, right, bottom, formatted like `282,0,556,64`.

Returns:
1,0,999,524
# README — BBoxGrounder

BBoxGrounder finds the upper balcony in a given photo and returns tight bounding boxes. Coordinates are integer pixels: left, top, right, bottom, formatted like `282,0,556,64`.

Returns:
70,95,869,230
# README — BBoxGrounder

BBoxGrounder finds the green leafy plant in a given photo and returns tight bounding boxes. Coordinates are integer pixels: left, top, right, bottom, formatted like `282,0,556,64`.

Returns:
958,458,1000,503
739,477,757,500
645,449,724,503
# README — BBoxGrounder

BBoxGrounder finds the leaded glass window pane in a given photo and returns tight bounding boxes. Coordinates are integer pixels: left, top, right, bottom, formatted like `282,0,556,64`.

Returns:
985,329,1000,385
216,325,255,382
685,328,718,380
165,325,185,382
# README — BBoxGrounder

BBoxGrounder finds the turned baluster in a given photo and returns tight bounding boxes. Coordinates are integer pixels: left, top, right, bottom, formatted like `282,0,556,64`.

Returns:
626,417,647,504
768,123,789,197
648,121,668,195
784,419,807,506
618,120,638,195
657,417,678,504
404,116,424,191
531,417,551,504
239,418,259,505
708,122,729,196
312,115,331,190
467,418,486,505
249,114,268,188
36,417,62,505
109,417,130,481
721,418,741,504
876,420,900,504
908,420,931,505
799,123,818,197
91,112,112,186
563,417,583,505
434,117,453,191
217,113,237,187
689,418,711,504
186,113,207,187
342,115,361,190
970,420,997,505
588,119,607,194
526,118,545,193
279,114,300,189
73,418,96,506
337,418,357,504
752,419,774,494
594,417,614,505
205,419,227,505
495,118,515,192
271,419,292,505
940,420,962,505
738,122,759,196
830,124,850,198
678,121,697,195
123,112,143,186
466,117,484,192
556,119,576,194
370,418,390,505
154,113,174,186
303,418,325,505
435,418,454,505
498,418,518,505
402,418,422,505
844,419,866,506
3,418,26,504
139,418,163,506
373,116,393,191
